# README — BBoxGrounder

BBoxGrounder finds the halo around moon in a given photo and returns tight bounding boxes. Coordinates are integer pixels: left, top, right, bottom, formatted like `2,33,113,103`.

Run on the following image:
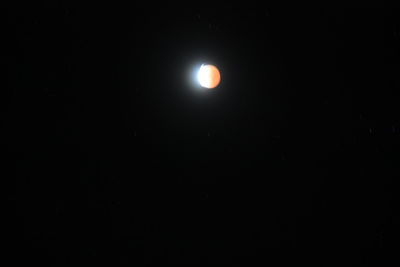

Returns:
197,64,221,89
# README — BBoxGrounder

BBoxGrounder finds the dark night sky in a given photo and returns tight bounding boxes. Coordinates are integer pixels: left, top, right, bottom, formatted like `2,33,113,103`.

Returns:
6,6,400,265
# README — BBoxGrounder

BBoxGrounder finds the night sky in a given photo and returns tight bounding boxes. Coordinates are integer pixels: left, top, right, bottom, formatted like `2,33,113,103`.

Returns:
7,6,400,265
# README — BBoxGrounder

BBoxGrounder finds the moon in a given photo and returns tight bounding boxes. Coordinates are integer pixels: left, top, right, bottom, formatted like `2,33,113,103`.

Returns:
197,64,221,89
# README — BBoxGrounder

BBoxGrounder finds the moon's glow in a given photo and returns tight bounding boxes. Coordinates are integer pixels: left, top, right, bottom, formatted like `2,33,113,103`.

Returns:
197,64,221,89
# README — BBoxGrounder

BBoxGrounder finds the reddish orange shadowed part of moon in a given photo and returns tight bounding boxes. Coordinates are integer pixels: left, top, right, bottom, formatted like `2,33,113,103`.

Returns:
197,64,221,89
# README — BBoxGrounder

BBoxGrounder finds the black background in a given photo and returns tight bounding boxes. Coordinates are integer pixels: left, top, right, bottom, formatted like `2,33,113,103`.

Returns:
6,5,400,265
